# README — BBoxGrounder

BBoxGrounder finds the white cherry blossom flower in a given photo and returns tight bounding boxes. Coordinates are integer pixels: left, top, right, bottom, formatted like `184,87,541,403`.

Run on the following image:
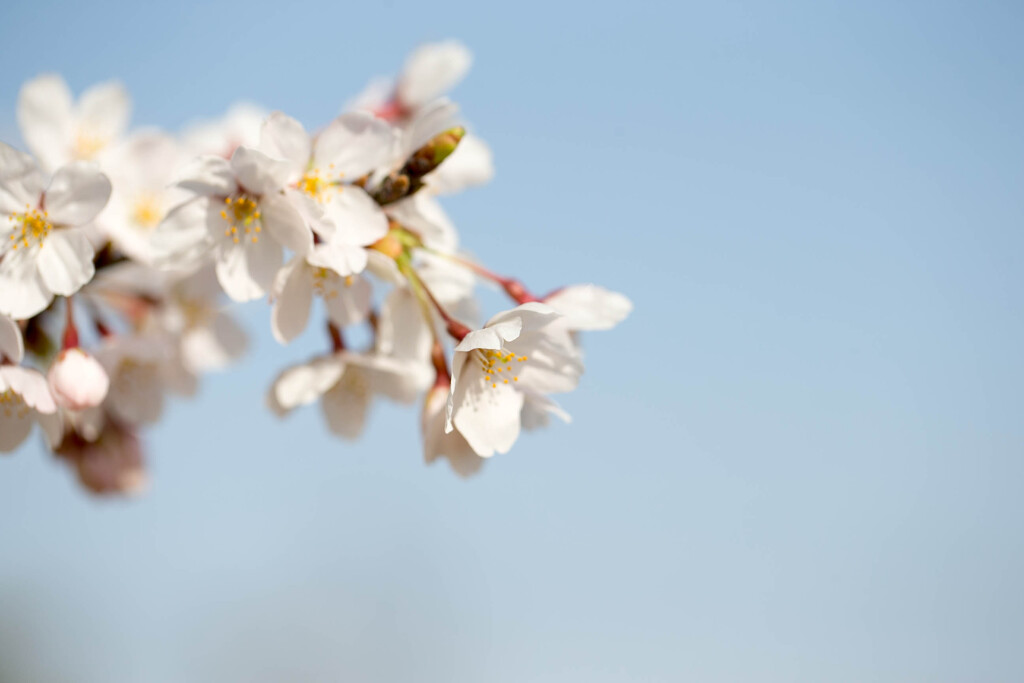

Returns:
94,333,196,426
446,302,583,457
0,142,112,318
256,111,393,272
155,146,314,301
17,74,130,172
181,102,267,159
0,364,61,453
97,131,189,264
268,350,431,439
270,249,372,345
48,347,110,410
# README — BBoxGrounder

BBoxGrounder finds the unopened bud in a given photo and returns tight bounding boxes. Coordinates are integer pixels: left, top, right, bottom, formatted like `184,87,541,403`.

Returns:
404,126,465,179
48,348,110,411
373,173,411,205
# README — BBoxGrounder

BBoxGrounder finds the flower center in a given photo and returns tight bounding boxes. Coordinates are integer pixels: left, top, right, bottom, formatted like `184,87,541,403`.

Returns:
0,389,29,419
297,165,341,203
220,195,262,244
6,207,53,252
312,268,354,299
476,348,527,388
73,131,107,160
131,194,163,230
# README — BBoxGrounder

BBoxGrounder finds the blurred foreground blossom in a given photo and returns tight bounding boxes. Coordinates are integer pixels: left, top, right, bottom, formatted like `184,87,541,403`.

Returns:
0,40,630,494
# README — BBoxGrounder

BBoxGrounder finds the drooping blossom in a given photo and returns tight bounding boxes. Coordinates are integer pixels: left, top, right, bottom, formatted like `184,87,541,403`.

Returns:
446,303,583,457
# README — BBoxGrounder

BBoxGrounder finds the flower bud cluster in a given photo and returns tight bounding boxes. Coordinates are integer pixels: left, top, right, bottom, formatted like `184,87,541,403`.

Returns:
0,41,631,494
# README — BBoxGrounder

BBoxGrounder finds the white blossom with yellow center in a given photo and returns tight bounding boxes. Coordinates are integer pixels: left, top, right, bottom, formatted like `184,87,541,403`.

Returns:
446,303,583,457
96,132,190,265
0,143,112,319
154,146,314,302
17,74,130,173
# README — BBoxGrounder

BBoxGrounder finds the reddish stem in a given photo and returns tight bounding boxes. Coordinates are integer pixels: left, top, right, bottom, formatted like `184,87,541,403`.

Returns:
62,297,80,350
327,322,345,353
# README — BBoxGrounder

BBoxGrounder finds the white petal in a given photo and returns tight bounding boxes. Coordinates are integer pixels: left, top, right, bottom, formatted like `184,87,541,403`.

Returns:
272,356,345,410
0,141,45,214
385,192,457,252
261,192,313,255
36,229,95,296
323,273,372,328
422,385,484,477
397,41,472,109
306,242,368,278
520,391,572,430
449,361,524,457
314,112,396,179
77,81,131,144
377,289,432,362
0,314,24,362
44,162,112,226
230,146,291,196
321,374,370,439
17,74,74,171
258,111,310,172
36,410,64,449
215,234,282,302
0,365,57,413
455,318,523,352
151,196,215,269
544,284,633,331
402,98,460,160
174,155,236,196
0,246,52,318
181,312,247,373
321,185,388,247
270,258,314,344
0,403,34,452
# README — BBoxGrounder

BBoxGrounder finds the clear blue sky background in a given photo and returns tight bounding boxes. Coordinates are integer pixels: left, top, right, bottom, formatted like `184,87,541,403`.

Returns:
1,1,1023,681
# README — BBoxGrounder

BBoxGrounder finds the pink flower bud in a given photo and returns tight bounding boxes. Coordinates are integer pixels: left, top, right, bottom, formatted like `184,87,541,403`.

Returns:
47,348,110,411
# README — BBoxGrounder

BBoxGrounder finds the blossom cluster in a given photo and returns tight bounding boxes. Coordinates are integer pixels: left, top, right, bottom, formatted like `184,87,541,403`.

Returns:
0,41,631,495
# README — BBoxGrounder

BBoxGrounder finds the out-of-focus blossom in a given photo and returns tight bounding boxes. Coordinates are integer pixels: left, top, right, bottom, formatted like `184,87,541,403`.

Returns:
97,131,189,264
271,252,372,345
269,350,431,439
0,142,112,318
181,103,267,159
0,364,61,453
17,74,130,172
94,333,195,426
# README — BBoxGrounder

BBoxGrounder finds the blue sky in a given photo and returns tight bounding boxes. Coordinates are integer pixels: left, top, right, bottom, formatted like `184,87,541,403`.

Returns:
1,1,1023,681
